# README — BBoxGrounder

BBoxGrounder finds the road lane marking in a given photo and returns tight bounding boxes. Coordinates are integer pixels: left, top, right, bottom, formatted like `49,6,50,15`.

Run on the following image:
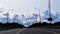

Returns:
16,28,26,34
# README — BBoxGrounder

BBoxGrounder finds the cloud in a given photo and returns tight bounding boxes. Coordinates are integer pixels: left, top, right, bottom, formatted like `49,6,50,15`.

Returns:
43,10,60,23
0,3,60,27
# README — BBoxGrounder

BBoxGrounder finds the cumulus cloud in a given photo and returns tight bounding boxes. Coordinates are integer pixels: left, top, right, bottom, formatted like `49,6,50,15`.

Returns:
0,6,60,27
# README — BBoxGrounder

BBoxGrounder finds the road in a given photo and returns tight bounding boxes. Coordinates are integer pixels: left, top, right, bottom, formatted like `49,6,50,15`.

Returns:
0,28,60,34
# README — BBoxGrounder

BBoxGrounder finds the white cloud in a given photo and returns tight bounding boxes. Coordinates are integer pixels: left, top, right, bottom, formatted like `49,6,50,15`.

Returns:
0,0,60,27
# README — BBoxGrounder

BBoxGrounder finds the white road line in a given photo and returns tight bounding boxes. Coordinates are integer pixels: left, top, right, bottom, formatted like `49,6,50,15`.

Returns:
16,28,26,34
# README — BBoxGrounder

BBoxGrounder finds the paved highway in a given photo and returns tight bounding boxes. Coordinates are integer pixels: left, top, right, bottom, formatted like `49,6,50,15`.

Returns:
0,28,60,34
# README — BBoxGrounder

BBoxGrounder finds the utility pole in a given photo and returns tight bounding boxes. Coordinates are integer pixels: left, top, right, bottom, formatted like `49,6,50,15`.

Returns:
7,11,9,23
47,0,52,24
49,0,51,18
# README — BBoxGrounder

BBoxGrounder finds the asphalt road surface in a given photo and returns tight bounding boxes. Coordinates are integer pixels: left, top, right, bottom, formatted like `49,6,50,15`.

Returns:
0,28,60,34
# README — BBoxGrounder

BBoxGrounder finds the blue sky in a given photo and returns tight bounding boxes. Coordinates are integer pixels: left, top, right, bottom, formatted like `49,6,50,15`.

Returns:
0,0,60,27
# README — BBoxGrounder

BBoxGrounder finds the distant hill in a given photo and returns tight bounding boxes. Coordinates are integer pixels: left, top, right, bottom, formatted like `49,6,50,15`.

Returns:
54,22,60,25
28,22,60,29
0,22,25,31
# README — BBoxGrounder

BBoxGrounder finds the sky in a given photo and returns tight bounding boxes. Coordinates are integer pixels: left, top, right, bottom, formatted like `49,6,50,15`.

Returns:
0,0,60,27
0,0,60,13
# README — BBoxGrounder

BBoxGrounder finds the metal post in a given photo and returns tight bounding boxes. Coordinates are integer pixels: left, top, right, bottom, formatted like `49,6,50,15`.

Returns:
7,12,9,23
39,9,41,23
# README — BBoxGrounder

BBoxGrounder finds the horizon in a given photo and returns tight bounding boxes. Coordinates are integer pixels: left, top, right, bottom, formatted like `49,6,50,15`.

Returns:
0,0,60,27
